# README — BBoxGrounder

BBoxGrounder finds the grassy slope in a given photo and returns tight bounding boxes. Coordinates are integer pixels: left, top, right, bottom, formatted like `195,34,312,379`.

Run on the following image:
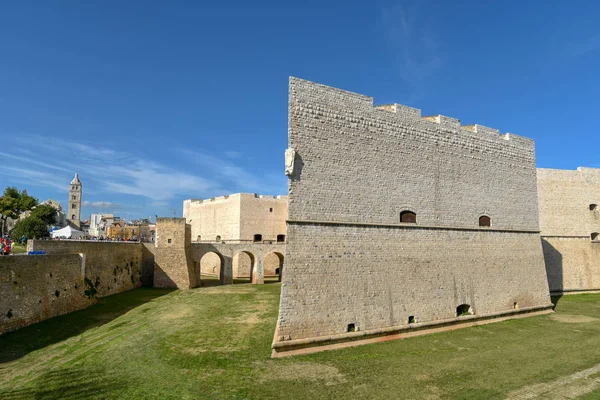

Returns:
1,285,600,399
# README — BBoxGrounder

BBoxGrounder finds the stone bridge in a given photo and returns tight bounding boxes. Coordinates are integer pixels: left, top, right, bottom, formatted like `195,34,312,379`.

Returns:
192,242,285,285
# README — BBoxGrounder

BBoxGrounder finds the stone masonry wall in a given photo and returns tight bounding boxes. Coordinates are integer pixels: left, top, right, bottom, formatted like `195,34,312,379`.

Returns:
183,195,241,241
538,167,600,293
276,77,552,344
1,254,94,334
28,240,146,297
153,218,197,289
183,193,288,243
538,168,600,237
239,194,288,242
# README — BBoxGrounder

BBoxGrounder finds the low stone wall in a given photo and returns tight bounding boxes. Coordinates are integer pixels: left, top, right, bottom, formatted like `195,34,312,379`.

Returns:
0,254,95,334
28,240,150,297
0,240,157,334
542,237,600,293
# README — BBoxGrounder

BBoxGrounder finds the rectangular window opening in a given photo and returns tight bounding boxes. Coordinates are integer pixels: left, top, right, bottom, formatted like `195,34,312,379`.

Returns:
167,238,172,244
408,316,415,324
347,323,356,332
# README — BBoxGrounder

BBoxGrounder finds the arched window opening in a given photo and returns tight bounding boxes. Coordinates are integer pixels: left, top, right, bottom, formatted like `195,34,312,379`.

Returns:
456,304,472,317
590,204,598,211
71,214,76,220
400,211,417,223
277,234,286,243
592,232,599,241
216,235,221,241
253,234,262,242
479,216,491,227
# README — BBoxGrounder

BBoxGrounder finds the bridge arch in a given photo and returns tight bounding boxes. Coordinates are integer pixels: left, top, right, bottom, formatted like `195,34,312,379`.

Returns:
199,251,225,285
233,250,256,284
265,251,285,282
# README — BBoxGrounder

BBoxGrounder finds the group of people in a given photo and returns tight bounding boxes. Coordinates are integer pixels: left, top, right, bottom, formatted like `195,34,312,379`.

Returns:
1,235,25,255
1,238,13,255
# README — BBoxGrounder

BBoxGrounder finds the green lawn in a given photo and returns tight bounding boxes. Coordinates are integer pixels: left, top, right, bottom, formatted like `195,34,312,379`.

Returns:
2,285,600,399
10,244,27,254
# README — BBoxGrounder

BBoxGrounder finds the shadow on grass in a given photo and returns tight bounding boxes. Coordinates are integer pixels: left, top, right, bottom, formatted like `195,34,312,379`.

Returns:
551,295,563,310
200,275,222,287
0,365,127,399
0,287,174,364
200,275,281,286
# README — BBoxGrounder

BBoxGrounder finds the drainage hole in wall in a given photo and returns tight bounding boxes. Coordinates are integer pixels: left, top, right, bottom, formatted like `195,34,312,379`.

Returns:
54,290,60,297
408,316,415,324
347,323,356,332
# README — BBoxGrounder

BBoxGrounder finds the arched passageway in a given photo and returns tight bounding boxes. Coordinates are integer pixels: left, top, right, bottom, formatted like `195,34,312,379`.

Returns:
199,251,224,286
233,251,256,284
264,252,284,283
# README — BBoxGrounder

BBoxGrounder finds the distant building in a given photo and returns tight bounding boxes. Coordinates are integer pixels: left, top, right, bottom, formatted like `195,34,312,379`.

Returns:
67,173,82,229
89,214,117,238
107,220,143,240
183,193,287,278
18,198,67,229
39,199,67,228
183,193,288,243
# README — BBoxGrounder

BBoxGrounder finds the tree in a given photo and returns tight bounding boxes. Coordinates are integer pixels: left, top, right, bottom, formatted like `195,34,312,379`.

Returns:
0,187,38,236
30,204,57,226
11,216,49,240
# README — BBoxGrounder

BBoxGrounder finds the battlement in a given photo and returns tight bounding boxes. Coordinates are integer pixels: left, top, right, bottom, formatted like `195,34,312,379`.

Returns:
156,217,186,224
184,193,287,205
290,77,530,145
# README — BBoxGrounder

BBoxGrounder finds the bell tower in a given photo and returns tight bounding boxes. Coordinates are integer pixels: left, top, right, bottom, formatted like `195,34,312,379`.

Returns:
68,172,82,228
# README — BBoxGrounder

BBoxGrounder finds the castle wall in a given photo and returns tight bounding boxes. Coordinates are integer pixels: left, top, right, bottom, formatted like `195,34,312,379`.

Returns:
183,195,241,241
153,218,197,289
28,241,147,297
183,193,288,243
275,77,552,352
239,194,288,242
0,254,94,334
538,168,600,293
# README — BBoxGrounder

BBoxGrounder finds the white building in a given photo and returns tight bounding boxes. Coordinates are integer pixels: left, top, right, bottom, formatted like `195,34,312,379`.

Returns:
88,213,117,238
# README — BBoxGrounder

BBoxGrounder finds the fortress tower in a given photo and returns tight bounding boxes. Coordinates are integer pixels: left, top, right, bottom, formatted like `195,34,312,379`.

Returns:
68,173,82,229
273,77,553,356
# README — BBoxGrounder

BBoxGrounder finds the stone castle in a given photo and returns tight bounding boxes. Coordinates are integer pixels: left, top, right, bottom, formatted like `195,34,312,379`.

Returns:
538,167,600,294
273,77,557,356
183,193,287,278
2,77,600,359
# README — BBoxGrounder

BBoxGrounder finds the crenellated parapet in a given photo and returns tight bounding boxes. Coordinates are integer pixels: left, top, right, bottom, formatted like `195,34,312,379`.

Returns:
291,78,531,147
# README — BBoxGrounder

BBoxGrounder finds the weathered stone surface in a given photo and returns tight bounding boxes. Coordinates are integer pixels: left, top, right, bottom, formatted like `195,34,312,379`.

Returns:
183,193,287,243
275,77,552,348
538,167,600,293
153,218,197,289
28,240,148,297
0,254,94,334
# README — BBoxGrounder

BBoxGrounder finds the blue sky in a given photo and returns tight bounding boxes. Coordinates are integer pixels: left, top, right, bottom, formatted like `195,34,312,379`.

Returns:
1,1,599,221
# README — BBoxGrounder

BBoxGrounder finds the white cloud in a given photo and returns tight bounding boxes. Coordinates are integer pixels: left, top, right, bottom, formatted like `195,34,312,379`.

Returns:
380,3,442,102
7,136,285,204
82,201,121,209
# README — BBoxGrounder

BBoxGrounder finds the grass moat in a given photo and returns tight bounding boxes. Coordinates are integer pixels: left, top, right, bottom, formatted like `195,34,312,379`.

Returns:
2,284,600,399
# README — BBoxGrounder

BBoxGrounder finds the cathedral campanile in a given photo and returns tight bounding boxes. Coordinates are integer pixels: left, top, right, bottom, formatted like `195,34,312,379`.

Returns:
68,172,82,228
